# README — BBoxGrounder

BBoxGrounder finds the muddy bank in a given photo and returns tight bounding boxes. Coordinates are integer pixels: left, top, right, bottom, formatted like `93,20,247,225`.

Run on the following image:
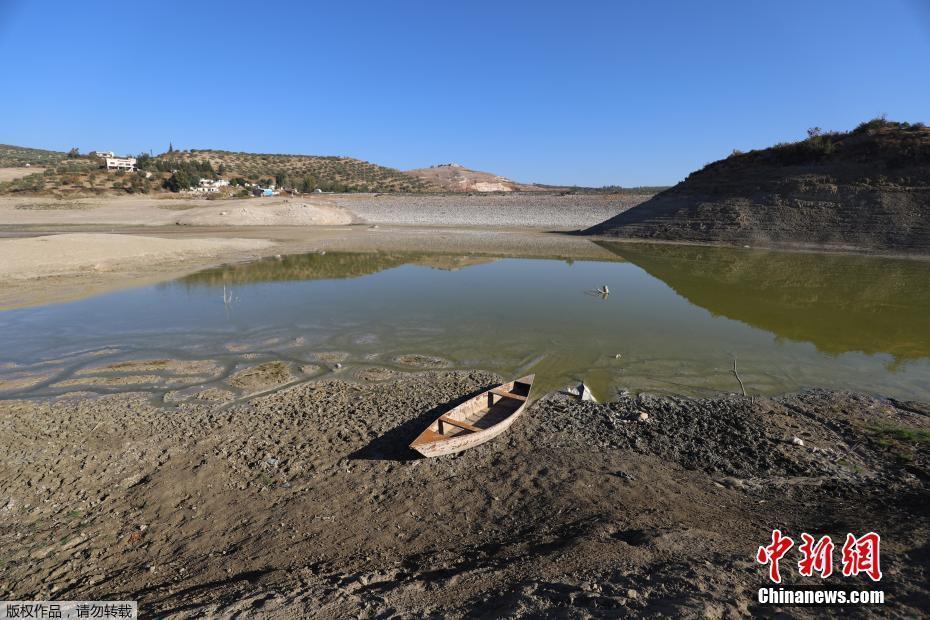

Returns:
0,371,927,617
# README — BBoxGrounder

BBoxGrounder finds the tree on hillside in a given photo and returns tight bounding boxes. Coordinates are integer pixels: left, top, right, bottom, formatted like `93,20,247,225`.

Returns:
299,175,317,193
168,142,174,154
67,147,80,158
128,172,149,194
165,169,197,192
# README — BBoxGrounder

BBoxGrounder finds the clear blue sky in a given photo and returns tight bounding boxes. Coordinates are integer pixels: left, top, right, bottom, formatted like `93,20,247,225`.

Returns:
1,1,928,186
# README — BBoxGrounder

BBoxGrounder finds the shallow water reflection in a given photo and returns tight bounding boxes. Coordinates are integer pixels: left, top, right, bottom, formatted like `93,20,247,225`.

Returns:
1,245,929,402
597,242,930,363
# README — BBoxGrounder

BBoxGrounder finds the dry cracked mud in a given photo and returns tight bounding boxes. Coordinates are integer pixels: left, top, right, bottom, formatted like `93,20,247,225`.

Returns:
0,371,927,618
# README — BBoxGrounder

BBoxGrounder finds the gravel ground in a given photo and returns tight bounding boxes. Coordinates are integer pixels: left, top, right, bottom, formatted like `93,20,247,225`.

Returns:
322,192,650,229
0,365,927,618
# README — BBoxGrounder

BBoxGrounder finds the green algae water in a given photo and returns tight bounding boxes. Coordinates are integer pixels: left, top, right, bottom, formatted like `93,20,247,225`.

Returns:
1,243,929,402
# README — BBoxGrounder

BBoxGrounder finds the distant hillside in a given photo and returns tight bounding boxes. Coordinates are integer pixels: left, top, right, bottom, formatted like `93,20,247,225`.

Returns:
0,146,442,196
405,163,544,192
0,144,69,167
167,149,438,193
586,119,930,253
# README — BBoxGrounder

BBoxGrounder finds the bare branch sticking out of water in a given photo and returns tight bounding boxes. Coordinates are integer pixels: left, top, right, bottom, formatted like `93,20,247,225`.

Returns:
732,357,747,397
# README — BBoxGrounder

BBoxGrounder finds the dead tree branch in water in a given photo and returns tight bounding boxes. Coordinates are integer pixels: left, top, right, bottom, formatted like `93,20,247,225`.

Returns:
732,357,747,397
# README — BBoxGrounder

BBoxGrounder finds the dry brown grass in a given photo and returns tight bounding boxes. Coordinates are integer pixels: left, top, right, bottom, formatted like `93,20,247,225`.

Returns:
0,167,46,182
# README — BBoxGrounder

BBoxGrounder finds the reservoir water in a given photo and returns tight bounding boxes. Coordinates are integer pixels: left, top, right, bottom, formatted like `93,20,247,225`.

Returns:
2,242,929,402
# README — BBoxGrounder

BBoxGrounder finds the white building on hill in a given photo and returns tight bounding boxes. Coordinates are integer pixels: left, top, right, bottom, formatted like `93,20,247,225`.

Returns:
105,157,136,171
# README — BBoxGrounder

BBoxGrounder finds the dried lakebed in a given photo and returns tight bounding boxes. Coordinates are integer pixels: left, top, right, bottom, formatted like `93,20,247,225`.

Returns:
0,372,928,617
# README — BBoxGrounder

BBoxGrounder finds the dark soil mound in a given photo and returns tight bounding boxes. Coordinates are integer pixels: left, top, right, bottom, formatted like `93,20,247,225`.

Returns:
586,120,930,252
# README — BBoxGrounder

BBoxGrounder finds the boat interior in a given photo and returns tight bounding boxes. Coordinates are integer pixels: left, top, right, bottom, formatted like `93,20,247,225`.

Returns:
416,378,533,443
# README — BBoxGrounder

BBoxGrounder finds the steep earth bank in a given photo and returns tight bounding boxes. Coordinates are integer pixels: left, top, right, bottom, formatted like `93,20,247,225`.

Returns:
587,120,930,253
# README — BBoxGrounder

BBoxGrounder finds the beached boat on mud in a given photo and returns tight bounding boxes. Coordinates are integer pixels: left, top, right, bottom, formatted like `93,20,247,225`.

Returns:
409,375,535,457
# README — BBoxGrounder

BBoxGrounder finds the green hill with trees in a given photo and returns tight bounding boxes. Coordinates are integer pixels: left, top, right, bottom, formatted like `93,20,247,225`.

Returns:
0,145,441,196
0,144,71,167
156,148,437,193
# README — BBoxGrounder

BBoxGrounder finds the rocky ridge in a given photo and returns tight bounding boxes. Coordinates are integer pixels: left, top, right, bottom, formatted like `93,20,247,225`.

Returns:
586,120,930,253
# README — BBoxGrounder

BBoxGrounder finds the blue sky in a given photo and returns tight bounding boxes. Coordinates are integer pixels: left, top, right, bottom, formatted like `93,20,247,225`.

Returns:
1,1,928,186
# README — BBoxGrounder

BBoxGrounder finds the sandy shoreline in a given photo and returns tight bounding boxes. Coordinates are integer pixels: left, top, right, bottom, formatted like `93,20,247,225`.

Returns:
0,195,354,227
0,192,642,310
0,232,277,310
0,366,927,617
0,227,625,312
0,233,275,282
0,192,644,229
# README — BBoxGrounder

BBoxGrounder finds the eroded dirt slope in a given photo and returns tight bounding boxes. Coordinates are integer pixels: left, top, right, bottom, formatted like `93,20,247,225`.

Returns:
587,120,930,253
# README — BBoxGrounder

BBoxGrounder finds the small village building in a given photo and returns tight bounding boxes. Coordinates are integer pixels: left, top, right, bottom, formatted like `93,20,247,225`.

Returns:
93,151,115,159
105,157,137,172
192,178,230,193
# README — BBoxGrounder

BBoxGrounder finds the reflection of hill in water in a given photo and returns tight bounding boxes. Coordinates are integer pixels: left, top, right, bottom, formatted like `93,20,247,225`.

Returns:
180,252,499,287
180,249,626,288
597,242,930,362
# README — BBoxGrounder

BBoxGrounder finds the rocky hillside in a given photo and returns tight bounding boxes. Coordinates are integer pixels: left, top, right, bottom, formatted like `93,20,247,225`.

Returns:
586,120,930,253
405,163,543,192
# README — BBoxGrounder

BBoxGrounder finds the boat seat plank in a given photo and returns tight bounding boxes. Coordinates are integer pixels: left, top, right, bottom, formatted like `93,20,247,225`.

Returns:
438,415,481,433
489,388,527,401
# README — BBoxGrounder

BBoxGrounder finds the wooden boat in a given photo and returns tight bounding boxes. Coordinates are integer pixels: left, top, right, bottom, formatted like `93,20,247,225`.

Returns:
409,375,534,457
